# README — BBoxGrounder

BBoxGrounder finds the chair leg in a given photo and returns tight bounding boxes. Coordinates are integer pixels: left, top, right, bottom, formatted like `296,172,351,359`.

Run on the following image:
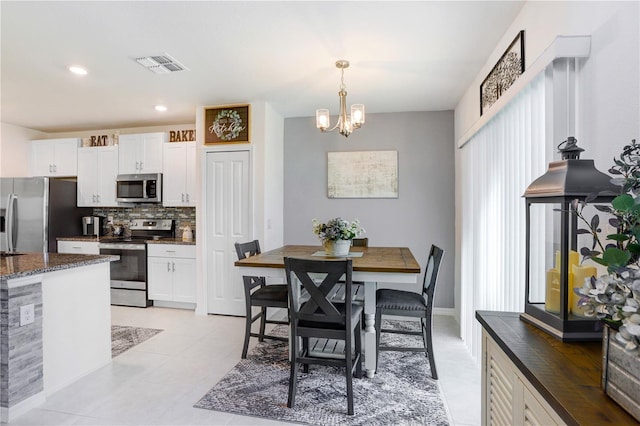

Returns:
375,308,382,371
242,306,253,359
422,317,438,380
345,330,354,416
258,307,267,342
355,320,363,379
302,337,309,374
346,364,354,415
288,327,298,408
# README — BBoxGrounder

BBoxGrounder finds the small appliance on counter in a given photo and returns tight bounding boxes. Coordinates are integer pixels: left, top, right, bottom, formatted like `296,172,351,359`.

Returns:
182,224,193,242
82,216,105,236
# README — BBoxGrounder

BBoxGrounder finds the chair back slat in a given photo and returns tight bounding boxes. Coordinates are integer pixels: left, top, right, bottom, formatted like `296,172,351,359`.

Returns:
351,237,368,247
235,240,261,260
422,245,444,308
285,257,353,326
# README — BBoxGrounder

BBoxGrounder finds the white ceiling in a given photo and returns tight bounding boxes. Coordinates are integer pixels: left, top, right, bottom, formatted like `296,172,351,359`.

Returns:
1,1,525,133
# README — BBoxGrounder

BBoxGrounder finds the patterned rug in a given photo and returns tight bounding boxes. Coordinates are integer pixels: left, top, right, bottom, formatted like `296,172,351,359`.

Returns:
111,325,163,358
194,321,450,425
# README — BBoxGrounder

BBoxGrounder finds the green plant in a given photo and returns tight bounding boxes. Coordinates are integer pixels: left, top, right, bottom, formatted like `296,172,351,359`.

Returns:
312,218,364,242
573,139,640,351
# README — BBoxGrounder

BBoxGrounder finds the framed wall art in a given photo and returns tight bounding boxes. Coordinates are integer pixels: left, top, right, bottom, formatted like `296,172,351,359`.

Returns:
480,30,525,116
327,150,398,199
204,104,250,144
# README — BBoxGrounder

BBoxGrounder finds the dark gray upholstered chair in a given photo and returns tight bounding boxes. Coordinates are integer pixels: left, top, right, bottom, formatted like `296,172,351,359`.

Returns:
235,240,289,359
375,244,444,379
351,237,368,247
284,257,363,415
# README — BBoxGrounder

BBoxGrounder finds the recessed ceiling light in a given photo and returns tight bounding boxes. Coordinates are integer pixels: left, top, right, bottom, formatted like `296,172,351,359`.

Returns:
155,105,167,112
69,66,88,75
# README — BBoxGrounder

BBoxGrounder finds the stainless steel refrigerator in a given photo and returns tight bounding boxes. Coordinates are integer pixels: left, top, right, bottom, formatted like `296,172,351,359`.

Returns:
0,177,92,253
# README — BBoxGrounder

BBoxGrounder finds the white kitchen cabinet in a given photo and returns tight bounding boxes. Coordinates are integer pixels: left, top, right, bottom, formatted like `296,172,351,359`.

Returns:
147,244,196,305
118,132,165,174
162,142,197,206
30,138,79,177
77,146,118,207
57,240,100,254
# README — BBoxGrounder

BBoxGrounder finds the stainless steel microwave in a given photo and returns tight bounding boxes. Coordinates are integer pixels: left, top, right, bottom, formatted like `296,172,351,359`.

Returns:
116,173,162,203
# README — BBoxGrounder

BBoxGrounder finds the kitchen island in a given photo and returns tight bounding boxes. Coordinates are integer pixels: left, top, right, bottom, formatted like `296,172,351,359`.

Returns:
1,252,113,422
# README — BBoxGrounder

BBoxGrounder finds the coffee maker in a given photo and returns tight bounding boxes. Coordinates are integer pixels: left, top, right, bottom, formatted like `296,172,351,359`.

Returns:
82,216,105,236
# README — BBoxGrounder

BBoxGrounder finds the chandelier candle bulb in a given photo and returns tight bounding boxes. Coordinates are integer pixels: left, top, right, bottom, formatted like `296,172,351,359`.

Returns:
351,104,365,126
316,109,330,130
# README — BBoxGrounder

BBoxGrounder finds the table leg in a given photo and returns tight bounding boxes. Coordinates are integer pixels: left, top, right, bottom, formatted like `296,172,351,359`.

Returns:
364,281,377,378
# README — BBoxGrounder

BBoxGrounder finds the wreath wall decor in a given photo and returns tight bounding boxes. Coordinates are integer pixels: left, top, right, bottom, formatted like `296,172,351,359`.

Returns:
204,104,250,144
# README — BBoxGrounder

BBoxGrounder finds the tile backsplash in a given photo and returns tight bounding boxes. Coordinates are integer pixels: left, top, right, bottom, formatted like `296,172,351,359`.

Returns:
93,206,195,233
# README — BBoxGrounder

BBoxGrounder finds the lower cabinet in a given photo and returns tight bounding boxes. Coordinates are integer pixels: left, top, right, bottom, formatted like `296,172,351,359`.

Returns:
57,240,100,254
482,330,565,426
147,244,196,305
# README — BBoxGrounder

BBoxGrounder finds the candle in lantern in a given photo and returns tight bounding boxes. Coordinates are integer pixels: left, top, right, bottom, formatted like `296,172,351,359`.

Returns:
545,250,579,314
570,264,597,316
545,268,561,313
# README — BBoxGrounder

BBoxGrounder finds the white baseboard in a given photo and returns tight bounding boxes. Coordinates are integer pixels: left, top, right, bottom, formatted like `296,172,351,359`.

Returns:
433,307,455,317
1,392,46,422
152,300,196,310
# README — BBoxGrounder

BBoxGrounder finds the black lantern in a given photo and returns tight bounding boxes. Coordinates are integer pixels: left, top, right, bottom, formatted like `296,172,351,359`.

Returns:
520,137,618,341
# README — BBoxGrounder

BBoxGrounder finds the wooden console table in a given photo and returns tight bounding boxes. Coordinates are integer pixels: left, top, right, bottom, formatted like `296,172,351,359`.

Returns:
476,311,637,425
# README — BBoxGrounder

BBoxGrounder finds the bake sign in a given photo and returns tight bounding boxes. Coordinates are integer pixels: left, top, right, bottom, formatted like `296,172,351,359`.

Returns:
169,129,196,142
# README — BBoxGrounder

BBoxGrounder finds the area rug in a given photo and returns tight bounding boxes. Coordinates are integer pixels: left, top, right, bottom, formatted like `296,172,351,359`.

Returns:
111,325,163,358
194,321,450,425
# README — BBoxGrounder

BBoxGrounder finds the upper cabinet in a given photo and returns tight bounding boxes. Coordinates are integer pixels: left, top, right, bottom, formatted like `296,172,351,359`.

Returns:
118,132,165,174
162,142,197,207
30,138,80,177
77,146,119,207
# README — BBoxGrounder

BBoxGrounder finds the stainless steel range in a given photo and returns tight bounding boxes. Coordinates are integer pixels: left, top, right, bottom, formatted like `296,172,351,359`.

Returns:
99,219,175,307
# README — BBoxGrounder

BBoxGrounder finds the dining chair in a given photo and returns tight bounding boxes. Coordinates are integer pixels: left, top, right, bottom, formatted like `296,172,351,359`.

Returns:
235,240,289,359
351,237,368,247
375,244,444,379
284,257,363,416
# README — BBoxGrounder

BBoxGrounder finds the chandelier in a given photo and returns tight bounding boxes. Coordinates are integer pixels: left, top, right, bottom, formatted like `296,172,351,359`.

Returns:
316,60,365,138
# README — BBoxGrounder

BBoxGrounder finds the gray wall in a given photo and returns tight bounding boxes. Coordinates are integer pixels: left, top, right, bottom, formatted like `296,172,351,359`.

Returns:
283,111,455,308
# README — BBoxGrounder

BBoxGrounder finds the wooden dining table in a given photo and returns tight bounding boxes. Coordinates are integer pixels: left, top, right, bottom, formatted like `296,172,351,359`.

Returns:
234,244,421,377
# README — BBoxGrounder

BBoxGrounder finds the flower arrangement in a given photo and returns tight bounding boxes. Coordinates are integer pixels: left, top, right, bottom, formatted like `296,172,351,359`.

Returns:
573,139,640,352
312,217,365,242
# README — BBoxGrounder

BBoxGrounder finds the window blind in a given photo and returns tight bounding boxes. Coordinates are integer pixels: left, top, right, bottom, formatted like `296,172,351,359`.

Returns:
459,74,547,362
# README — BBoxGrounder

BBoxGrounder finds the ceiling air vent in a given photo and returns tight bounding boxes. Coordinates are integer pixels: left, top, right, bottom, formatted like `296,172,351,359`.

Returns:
135,53,189,74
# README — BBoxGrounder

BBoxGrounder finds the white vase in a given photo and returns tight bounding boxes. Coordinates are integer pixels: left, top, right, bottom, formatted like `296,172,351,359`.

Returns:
324,239,351,256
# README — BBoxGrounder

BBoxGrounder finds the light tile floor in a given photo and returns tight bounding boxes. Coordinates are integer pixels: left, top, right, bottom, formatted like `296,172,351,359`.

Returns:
9,306,480,425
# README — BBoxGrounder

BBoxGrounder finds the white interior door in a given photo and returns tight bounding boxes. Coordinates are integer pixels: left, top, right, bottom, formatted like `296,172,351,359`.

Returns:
206,150,250,315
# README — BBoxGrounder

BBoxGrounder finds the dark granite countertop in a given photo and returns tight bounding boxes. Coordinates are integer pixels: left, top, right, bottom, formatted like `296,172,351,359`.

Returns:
1,252,113,281
57,236,105,242
57,236,195,245
145,238,195,245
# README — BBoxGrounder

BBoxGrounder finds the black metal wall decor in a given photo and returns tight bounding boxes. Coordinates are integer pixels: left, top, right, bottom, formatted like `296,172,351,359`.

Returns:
480,30,525,116
520,137,618,341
